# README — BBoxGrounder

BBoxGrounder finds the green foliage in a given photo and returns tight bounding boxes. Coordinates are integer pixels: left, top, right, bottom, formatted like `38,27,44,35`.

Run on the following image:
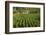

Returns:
13,7,40,14
13,14,40,28
13,7,40,28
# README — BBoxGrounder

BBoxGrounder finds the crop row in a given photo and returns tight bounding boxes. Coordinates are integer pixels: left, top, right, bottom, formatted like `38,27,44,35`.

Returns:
13,14,40,28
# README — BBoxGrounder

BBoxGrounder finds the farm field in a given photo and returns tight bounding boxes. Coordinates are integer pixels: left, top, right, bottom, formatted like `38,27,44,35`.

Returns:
13,7,40,28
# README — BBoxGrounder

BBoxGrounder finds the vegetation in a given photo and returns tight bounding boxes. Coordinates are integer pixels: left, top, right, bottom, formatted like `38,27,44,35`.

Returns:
13,7,40,28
